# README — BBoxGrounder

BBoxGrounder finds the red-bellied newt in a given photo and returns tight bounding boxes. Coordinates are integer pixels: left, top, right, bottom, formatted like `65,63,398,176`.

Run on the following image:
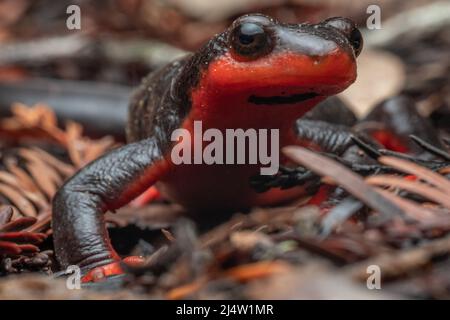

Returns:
52,14,368,282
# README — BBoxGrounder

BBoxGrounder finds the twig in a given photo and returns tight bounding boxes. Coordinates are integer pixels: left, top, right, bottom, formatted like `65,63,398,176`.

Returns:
378,156,450,195
410,134,450,161
348,235,450,281
283,146,406,221
319,197,364,238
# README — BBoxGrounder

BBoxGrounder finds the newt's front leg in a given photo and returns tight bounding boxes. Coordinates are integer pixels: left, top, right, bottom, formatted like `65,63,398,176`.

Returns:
295,119,378,161
52,137,168,281
289,119,377,206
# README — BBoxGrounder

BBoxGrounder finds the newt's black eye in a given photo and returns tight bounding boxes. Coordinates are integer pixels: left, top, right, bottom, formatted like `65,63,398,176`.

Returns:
323,17,363,57
347,28,363,57
230,22,272,59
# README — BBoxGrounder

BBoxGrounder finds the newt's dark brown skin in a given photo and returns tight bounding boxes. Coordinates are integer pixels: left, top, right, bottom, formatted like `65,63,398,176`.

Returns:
359,95,445,158
52,14,365,282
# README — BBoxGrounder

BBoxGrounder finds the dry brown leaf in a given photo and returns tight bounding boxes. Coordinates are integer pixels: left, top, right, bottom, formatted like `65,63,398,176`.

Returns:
339,50,405,117
0,184,36,217
4,159,41,193
31,148,74,177
223,261,291,283
0,171,48,210
0,104,113,233
166,277,208,300
23,160,59,199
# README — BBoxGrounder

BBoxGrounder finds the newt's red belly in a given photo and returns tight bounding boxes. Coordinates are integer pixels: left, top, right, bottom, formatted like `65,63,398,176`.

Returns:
158,161,307,211
156,102,319,211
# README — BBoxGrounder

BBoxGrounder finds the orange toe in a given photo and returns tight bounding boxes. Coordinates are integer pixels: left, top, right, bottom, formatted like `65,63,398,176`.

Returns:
81,256,145,283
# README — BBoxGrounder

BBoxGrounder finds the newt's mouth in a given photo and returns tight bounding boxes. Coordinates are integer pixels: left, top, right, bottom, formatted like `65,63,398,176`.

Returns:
248,92,320,105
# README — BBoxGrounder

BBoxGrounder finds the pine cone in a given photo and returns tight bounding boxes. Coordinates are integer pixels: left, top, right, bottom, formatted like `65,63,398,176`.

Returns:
0,206,51,274
0,104,115,220
0,104,115,275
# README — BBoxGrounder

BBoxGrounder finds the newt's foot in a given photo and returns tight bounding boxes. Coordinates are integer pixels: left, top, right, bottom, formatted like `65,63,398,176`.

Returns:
81,256,145,283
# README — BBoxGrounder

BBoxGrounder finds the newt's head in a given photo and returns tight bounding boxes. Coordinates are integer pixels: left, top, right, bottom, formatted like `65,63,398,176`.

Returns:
186,14,362,115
